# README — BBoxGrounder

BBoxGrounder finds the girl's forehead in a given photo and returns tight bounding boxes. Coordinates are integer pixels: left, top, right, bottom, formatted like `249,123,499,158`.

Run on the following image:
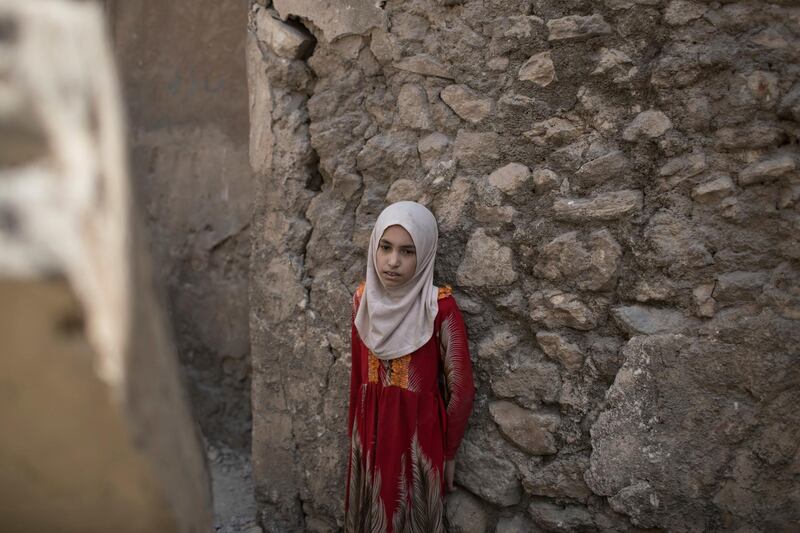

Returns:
380,224,415,244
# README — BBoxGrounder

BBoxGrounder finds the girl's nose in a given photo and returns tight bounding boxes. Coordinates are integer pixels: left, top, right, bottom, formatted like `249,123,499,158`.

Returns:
389,252,400,266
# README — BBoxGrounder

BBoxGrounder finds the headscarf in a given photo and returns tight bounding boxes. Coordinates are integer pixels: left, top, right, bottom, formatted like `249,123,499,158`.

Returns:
354,201,439,360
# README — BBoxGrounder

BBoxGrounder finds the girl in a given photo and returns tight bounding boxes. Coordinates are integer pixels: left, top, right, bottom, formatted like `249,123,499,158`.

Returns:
345,201,475,533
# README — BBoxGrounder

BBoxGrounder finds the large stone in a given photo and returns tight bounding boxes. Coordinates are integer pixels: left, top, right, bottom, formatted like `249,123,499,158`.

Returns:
391,11,429,41
693,283,716,318
622,110,673,140
457,439,522,507
273,0,385,42
255,10,314,59
457,229,517,286
397,83,433,130
535,229,622,291
532,168,561,192
434,176,472,232
738,154,797,186
547,14,612,41
369,28,399,64
715,124,785,151
643,211,713,270
587,322,800,530
489,162,531,194
657,151,707,190
778,83,800,122
454,130,500,169
495,514,538,533
536,332,584,371
524,117,580,147
417,132,451,170
490,401,560,455
713,271,768,304
592,47,633,75
746,70,780,108
0,3,212,531
492,359,562,408
393,53,454,79
518,51,556,86
611,305,692,336
356,131,420,175
445,489,488,533
692,175,735,204
527,500,596,532
664,0,707,25
385,179,421,203
553,190,643,221
441,84,494,123
476,328,520,376
604,0,661,9
488,56,510,71
574,150,630,187
529,291,601,331
521,453,592,501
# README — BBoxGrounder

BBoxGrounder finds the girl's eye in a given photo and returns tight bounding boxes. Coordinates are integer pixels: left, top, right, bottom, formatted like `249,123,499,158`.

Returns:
403,249,415,255
380,244,390,251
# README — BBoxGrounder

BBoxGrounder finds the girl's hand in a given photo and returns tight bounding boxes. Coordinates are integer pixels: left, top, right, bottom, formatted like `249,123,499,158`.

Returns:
444,459,456,492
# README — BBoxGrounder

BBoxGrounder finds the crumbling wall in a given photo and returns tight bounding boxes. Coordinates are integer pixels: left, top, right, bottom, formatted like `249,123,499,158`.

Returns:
106,0,254,450
248,0,800,531
0,2,212,531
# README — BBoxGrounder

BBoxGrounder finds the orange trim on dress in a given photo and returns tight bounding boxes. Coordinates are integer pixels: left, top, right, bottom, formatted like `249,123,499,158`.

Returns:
367,351,411,389
368,351,379,383
360,283,452,390
356,281,450,300
390,355,410,388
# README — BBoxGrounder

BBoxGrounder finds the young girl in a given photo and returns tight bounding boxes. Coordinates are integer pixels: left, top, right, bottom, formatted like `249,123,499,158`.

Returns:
345,201,475,533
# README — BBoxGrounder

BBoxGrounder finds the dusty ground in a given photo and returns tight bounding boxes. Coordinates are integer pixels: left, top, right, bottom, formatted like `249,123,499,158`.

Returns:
208,445,260,533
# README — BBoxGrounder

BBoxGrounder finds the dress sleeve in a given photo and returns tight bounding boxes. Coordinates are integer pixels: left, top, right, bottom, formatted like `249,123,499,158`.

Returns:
438,298,475,460
348,288,364,437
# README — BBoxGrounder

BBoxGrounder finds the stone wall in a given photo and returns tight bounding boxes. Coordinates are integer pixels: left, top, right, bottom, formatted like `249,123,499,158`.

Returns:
248,0,800,531
106,0,254,450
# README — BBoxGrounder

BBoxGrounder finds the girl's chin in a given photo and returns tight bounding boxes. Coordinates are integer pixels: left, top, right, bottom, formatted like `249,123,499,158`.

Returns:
381,274,408,286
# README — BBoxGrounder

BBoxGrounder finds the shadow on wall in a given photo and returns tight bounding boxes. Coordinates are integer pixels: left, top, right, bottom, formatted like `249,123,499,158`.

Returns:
105,0,255,451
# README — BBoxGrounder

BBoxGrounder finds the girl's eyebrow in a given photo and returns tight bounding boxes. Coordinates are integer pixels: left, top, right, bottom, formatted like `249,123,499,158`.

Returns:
379,238,415,249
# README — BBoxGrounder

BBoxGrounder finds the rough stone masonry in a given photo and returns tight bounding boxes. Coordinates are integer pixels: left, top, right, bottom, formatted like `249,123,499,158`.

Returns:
247,0,800,531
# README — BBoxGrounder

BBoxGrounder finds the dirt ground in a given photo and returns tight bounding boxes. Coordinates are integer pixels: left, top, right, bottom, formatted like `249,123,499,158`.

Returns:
208,445,260,533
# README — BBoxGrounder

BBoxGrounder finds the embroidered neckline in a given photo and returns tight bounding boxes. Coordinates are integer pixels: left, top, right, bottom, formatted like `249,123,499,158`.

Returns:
355,282,452,300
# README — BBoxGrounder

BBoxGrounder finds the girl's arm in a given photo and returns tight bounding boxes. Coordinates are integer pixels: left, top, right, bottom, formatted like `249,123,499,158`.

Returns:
348,288,364,437
439,298,475,460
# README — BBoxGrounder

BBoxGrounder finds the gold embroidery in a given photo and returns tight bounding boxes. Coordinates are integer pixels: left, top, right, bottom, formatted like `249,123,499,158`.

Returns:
357,281,448,300
368,351,380,383
391,355,411,389
367,351,412,389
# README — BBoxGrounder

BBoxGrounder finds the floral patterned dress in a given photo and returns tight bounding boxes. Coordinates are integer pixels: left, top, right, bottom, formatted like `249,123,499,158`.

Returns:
345,284,475,533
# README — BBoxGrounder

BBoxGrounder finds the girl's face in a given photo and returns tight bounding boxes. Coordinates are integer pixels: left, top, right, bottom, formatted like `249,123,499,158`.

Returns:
376,224,417,287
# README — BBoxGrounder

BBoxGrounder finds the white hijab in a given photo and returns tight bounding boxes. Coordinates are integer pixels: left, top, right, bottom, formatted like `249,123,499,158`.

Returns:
354,201,439,360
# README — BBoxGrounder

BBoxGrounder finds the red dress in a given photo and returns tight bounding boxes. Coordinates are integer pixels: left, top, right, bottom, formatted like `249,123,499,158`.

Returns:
345,284,475,533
